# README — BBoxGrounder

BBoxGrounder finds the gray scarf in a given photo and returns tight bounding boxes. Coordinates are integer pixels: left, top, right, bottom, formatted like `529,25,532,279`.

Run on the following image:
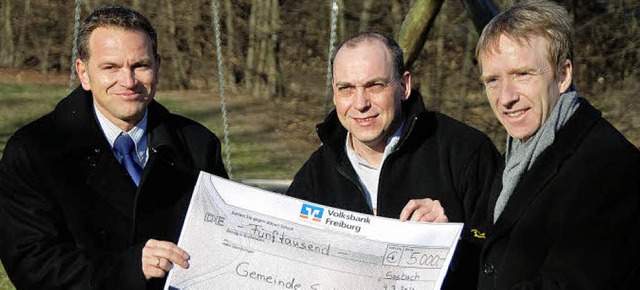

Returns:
493,91,580,223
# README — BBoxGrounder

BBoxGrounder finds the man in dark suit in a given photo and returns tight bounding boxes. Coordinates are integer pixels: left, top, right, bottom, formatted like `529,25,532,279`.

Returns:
475,0,640,288
0,5,228,289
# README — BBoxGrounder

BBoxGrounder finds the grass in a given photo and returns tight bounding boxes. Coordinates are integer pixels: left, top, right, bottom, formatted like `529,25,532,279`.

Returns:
154,89,317,180
0,263,14,290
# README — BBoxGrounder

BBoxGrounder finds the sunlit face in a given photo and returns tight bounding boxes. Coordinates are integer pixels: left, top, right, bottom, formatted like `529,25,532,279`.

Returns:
480,34,572,141
76,27,160,132
332,40,411,153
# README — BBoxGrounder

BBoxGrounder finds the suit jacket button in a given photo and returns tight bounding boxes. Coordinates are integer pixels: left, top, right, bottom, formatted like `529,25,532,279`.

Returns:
483,263,495,276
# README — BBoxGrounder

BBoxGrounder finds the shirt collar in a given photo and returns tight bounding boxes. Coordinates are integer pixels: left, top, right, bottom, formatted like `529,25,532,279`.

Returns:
345,121,405,169
93,102,148,150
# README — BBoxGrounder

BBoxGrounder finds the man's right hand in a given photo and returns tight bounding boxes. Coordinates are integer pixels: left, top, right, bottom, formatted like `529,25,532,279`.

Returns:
141,239,190,280
399,198,448,223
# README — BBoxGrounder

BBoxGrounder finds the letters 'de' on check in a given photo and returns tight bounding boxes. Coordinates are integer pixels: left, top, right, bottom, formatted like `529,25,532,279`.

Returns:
164,172,463,290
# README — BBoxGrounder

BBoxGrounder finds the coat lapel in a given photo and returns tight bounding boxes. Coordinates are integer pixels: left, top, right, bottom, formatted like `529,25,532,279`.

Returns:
136,103,199,213
490,99,602,238
54,87,138,219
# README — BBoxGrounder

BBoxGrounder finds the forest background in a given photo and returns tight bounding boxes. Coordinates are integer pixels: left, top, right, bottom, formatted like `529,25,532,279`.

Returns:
0,0,639,288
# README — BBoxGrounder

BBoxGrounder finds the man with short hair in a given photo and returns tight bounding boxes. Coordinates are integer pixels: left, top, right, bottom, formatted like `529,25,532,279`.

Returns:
287,32,500,289
476,0,640,288
0,5,228,289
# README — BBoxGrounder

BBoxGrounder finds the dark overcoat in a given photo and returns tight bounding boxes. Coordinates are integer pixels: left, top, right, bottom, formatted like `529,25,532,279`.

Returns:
478,99,640,289
0,87,228,289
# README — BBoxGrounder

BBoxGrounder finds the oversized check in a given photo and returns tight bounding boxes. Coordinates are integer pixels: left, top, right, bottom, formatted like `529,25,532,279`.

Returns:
165,172,463,290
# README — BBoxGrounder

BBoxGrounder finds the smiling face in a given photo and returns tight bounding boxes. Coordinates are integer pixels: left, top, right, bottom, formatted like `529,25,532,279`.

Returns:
480,34,572,141
76,27,160,132
332,40,411,155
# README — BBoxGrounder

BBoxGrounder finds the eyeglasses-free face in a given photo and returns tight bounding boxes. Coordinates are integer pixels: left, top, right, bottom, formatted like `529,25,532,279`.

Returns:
332,39,411,156
480,34,572,142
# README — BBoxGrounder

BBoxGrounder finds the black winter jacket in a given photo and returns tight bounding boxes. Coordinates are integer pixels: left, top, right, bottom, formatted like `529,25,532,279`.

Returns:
287,90,500,289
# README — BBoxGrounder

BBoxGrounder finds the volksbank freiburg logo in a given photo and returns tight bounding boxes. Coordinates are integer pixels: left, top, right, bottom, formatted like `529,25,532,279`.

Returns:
299,203,324,222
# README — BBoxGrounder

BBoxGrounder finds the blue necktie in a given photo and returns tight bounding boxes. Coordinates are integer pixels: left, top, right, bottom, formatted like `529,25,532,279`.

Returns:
114,134,143,186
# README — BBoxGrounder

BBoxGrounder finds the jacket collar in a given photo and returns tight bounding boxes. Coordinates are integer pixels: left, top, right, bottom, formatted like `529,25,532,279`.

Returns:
490,98,602,234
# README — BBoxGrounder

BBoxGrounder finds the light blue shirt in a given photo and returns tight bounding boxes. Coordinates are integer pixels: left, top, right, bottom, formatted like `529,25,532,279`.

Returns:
93,103,149,168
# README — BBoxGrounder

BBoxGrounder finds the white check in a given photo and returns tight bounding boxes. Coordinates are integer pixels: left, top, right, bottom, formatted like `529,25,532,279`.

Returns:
165,172,463,290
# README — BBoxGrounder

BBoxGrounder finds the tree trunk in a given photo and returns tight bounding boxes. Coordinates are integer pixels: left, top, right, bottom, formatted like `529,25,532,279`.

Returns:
338,0,345,42
0,0,15,66
162,0,189,89
397,0,445,71
391,0,404,36
458,22,476,121
253,0,267,96
223,0,238,91
268,0,284,98
40,38,52,75
433,1,446,98
184,2,198,87
246,0,258,90
359,0,373,31
246,0,282,98
15,0,30,67
265,0,284,98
